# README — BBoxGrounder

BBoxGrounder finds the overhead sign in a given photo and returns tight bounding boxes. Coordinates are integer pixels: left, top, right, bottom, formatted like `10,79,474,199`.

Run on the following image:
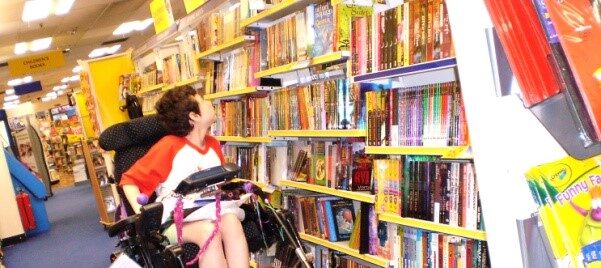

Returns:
150,0,175,34
8,50,65,77
183,0,208,14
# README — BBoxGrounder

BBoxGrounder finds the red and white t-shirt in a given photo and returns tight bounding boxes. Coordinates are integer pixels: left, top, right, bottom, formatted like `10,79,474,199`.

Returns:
120,135,225,222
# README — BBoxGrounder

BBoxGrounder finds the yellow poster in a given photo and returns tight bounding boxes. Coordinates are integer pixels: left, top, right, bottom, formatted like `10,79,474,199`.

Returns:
183,0,208,14
8,50,65,76
150,0,174,34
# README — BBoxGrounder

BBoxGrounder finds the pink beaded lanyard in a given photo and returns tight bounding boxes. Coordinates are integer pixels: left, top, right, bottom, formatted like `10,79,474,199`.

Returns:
173,191,222,266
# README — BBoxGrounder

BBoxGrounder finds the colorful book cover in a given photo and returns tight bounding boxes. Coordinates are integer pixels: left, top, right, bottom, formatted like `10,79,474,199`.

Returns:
313,1,335,57
526,154,601,267
330,199,355,241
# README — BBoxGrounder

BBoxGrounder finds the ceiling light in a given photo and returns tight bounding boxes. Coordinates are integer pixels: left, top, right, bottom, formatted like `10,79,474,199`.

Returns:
5,89,15,95
14,42,28,55
41,96,51,102
7,76,32,87
61,77,70,83
88,48,107,58
57,90,64,95
61,85,68,89
72,66,81,73
113,19,153,36
30,37,52,52
22,0,52,22
54,0,75,15
107,45,121,54
53,86,60,91
69,75,79,81
5,95,19,102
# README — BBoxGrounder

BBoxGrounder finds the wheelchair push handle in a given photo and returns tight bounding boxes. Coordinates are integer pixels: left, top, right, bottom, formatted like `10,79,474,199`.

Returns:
174,163,240,196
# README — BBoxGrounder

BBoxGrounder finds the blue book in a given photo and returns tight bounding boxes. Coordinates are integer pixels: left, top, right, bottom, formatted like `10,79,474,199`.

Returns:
312,1,334,57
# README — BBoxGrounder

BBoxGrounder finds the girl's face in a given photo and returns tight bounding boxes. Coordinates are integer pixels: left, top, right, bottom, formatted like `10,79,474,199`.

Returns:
190,94,216,129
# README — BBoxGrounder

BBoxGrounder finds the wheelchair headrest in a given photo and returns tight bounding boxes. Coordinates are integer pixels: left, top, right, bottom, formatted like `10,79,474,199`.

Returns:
98,115,167,151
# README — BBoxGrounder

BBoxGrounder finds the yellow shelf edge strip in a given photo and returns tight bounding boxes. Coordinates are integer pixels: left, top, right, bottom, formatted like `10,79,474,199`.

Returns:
255,51,350,78
204,87,258,100
299,233,388,267
196,36,255,59
143,110,157,116
378,212,487,241
250,260,257,268
365,146,469,156
280,180,375,203
175,76,200,87
138,83,165,95
215,136,272,143
268,129,366,137
240,0,298,28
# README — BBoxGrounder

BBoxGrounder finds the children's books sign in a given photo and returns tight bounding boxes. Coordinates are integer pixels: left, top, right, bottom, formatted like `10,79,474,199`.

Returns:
527,155,601,267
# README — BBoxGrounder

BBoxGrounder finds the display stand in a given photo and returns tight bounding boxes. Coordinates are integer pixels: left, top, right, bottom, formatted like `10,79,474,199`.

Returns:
82,139,118,225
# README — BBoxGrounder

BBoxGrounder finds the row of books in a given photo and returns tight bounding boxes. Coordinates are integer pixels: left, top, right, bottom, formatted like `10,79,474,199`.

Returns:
212,95,270,137
196,7,242,52
221,144,266,182
118,73,142,96
312,246,375,268
140,91,163,114
203,44,260,95
351,0,454,76
374,157,482,230
287,194,356,242
366,81,468,147
270,79,359,131
286,140,366,191
373,222,490,268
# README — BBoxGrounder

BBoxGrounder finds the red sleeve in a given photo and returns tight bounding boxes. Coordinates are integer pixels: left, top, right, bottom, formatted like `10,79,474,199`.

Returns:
119,136,185,196
205,135,225,164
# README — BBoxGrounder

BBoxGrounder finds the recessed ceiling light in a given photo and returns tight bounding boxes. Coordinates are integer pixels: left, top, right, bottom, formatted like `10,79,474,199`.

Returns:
7,76,33,87
30,37,53,52
113,19,153,36
54,0,75,15
69,75,79,82
72,66,81,73
14,42,28,55
5,89,15,95
4,95,19,102
89,44,121,58
22,0,52,22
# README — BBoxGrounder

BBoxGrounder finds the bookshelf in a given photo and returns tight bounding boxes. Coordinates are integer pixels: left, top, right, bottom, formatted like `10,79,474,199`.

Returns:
138,83,165,95
240,0,319,28
378,212,487,241
254,51,351,78
353,58,458,82
215,136,272,143
204,87,258,100
280,180,375,203
196,35,256,60
365,146,469,156
299,233,389,267
268,129,366,138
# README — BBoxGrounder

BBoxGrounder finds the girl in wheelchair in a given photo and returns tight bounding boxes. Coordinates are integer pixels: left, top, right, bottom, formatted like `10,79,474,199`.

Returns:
119,86,249,268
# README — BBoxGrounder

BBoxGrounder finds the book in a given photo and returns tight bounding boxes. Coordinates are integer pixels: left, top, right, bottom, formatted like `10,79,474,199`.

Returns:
330,199,355,241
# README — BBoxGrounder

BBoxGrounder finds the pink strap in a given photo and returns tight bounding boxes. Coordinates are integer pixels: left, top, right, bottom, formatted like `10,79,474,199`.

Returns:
173,192,222,266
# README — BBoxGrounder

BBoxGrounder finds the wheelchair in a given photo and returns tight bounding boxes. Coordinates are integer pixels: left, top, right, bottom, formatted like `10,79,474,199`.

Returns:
99,116,312,267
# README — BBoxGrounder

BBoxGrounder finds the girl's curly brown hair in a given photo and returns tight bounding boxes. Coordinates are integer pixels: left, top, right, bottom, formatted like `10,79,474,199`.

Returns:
155,85,200,136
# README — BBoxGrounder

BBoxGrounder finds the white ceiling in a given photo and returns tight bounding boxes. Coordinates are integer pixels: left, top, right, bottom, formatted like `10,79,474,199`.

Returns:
0,0,187,103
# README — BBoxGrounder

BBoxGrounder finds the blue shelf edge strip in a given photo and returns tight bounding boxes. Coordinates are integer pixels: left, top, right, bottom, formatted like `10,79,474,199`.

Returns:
353,58,457,82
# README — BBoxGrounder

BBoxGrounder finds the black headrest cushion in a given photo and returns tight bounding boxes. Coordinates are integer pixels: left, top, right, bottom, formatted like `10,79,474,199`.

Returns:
98,115,167,151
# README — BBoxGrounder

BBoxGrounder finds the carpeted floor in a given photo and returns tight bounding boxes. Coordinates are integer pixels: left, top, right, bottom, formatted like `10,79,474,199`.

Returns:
3,184,117,268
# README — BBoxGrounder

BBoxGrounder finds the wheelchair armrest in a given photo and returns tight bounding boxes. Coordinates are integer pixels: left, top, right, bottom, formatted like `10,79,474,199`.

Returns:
174,163,240,195
136,202,164,238
107,214,139,237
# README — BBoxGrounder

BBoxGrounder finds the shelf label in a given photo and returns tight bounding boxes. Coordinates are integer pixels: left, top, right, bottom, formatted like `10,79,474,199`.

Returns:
150,0,175,34
183,0,208,14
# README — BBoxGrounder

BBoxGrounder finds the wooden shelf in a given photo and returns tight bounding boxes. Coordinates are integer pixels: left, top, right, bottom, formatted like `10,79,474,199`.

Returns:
204,87,258,100
280,180,374,203
143,110,157,116
250,260,257,268
268,129,366,138
365,146,469,156
378,212,487,241
255,51,351,78
240,0,318,28
196,35,256,60
353,58,457,82
299,233,388,267
138,83,165,94
215,136,272,143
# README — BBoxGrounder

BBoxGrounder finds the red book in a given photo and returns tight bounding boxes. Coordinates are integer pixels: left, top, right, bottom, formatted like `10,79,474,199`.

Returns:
544,0,601,140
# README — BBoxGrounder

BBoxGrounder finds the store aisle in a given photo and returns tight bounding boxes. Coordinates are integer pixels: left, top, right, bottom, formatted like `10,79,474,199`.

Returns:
3,184,116,268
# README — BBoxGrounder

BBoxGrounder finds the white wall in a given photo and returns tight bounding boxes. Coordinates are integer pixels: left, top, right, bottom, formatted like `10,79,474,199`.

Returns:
446,1,567,267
